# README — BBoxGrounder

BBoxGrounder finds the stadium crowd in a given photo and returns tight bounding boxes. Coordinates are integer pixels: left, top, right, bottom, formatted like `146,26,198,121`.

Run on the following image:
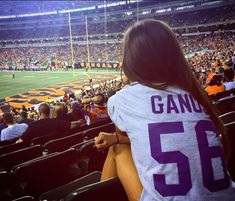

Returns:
0,79,123,142
1,32,234,74
0,4,234,40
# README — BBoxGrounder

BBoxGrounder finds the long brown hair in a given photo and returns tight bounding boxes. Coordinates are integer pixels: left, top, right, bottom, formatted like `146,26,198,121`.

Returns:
122,19,230,159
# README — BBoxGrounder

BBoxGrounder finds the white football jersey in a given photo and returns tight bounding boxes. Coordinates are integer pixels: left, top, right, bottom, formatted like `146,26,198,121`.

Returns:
108,83,235,201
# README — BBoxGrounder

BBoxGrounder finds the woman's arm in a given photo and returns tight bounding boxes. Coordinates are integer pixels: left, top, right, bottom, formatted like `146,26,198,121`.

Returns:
94,126,130,151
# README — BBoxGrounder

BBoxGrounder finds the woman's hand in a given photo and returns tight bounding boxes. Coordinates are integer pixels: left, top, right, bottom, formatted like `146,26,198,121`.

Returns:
94,132,117,152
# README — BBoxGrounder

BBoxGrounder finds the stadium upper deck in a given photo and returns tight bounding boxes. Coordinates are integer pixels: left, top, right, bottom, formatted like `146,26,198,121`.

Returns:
0,0,234,43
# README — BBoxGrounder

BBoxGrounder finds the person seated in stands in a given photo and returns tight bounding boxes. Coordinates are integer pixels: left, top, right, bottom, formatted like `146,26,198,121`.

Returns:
63,93,69,103
205,68,216,85
205,74,225,95
65,101,86,122
1,113,28,141
17,111,35,125
54,103,69,121
21,105,27,113
69,92,76,100
223,68,235,90
94,19,235,201
83,94,109,123
17,103,82,143
0,115,8,137
54,102,85,123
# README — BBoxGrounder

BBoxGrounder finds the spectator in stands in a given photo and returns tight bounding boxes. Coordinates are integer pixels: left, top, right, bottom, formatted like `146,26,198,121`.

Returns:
63,93,69,103
83,94,109,123
205,74,226,95
205,68,216,85
21,105,27,113
95,19,234,201
17,103,81,143
17,111,35,125
66,101,86,122
54,102,84,123
1,113,28,141
54,103,69,121
223,68,235,90
69,92,76,100
0,116,8,137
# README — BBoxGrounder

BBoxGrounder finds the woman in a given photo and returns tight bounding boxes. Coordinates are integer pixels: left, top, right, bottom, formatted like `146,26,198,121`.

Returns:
95,19,234,201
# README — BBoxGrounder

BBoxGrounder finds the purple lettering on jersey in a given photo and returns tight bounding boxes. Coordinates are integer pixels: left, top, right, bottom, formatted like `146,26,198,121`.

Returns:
149,122,192,196
167,95,179,114
148,120,230,197
189,95,202,113
178,94,192,113
195,120,230,192
151,95,163,114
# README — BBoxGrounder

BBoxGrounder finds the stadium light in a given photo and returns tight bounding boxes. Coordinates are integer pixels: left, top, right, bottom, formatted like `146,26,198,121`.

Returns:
17,11,57,18
58,6,96,14
0,15,16,19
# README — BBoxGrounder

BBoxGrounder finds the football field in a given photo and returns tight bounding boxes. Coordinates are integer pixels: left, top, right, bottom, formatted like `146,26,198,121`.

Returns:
0,68,120,98
0,69,120,113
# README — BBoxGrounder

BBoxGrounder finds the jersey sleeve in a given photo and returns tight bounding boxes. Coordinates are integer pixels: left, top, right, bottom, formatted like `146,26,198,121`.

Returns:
107,95,127,132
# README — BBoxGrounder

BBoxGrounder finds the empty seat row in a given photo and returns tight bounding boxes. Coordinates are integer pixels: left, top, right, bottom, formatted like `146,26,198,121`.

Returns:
0,139,109,200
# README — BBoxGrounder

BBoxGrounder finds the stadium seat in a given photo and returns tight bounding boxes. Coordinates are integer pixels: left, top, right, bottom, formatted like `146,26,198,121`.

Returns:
72,140,108,175
12,196,35,201
65,176,128,201
87,118,112,129
43,131,84,154
10,148,80,199
0,145,42,172
0,138,18,148
43,122,114,154
84,122,115,139
30,134,60,146
39,171,101,201
0,141,29,156
214,96,235,114
0,171,12,201
219,111,235,124
209,89,233,101
68,118,112,136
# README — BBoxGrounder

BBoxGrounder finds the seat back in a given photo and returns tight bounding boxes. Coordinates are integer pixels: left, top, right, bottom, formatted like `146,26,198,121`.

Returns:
11,149,79,199
0,145,42,172
65,177,128,201
0,138,18,148
214,96,235,114
30,135,58,146
73,140,108,175
68,118,111,135
0,171,12,200
12,196,35,201
210,90,233,101
84,122,115,139
219,111,235,124
0,142,29,156
87,118,111,129
44,132,84,154
39,171,101,201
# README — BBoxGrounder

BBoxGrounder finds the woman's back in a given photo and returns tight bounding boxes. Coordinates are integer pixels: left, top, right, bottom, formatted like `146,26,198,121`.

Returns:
108,83,234,201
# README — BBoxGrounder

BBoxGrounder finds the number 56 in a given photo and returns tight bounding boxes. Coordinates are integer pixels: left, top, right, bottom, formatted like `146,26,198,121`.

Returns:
148,120,230,196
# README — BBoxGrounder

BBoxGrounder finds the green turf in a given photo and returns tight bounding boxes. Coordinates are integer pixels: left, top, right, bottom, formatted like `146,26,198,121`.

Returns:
0,69,120,98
